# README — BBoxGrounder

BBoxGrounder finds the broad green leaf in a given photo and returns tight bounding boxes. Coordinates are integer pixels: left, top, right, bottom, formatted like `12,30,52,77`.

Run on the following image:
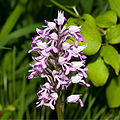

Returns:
108,0,120,18
79,14,102,55
87,57,109,87
106,76,120,108
96,10,117,28
0,4,24,41
0,23,42,47
106,24,120,44
100,45,119,75
66,14,102,55
65,17,78,28
65,18,79,45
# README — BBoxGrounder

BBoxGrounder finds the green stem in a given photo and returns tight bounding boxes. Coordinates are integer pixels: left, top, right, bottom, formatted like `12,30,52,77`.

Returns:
50,0,78,18
72,6,80,16
56,96,64,120
55,16,64,120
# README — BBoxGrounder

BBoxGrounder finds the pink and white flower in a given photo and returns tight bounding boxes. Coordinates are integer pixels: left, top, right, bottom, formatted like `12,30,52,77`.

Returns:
71,74,90,87
67,95,84,107
36,82,58,110
28,10,90,110
52,70,68,89
57,11,65,25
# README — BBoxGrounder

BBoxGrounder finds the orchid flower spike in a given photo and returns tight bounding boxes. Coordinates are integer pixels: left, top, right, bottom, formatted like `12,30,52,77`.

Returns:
28,10,90,110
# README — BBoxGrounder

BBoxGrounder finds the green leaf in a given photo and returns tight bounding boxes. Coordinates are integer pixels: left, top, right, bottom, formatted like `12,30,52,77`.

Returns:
106,24,120,44
87,57,109,87
96,10,117,28
106,76,120,108
65,17,78,28
93,107,107,119
2,51,12,81
66,14,102,55
79,14,102,55
0,4,24,41
17,78,26,119
100,45,119,75
0,23,42,47
82,97,96,119
108,0,120,18
80,0,93,13
65,18,79,45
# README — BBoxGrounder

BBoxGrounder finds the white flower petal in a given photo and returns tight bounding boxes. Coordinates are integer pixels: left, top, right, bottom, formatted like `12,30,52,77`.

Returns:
62,42,71,50
47,22,56,29
68,26,81,34
72,45,86,53
36,41,47,49
67,95,80,103
58,56,66,65
51,93,58,100
71,74,83,83
61,25,66,33
50,32,58,40
72,61,84,68
57,11,64,25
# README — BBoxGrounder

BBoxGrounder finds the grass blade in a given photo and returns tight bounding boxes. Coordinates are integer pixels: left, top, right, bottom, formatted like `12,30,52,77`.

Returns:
0,23,42,47
93,106,107,119
17,76,26,119
0,4,24,41
82,97,96,119
12,46,16,100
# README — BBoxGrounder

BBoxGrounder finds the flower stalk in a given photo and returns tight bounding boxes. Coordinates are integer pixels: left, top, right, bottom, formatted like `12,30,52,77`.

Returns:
56,96,64,120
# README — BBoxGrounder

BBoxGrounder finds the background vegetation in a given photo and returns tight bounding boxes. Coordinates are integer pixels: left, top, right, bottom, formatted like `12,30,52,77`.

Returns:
0,0,120,119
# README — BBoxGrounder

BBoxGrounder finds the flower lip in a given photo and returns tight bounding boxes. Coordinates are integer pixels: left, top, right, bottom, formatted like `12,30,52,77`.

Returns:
36,28,43,34
51,92,58,100
71,74,83,83
68,25,82,34
66,94,84,107
36,41,47,49
47,22,56,29
49,32,58,40
62,42,72,50
67,94,81,103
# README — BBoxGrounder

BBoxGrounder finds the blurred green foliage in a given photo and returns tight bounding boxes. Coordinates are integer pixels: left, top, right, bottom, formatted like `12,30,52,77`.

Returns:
0,0,120,119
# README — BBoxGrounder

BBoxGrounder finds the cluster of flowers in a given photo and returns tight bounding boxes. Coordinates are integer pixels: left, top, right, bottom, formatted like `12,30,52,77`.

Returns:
28,11,90,110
